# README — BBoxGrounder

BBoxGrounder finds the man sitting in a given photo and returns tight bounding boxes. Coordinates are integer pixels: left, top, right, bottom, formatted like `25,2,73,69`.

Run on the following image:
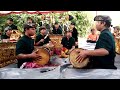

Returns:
87,28,99,43
61,31,75,53
1,26,12,39
35,26,51,46
113,26,120,38
16,23,41,68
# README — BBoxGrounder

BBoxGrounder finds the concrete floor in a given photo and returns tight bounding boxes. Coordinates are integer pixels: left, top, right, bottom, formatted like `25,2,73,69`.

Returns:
115,54,120,68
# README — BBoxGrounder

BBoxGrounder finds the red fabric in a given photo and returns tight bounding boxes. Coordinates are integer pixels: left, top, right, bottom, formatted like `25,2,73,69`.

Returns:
54,48,61,55
0,11,68,16
24,62,58,68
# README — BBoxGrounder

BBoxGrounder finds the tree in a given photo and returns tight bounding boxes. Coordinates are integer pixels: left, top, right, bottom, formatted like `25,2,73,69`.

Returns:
0,11,93,37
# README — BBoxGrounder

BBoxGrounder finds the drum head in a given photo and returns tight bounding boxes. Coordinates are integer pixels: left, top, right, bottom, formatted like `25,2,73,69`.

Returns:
34,48,50,66
69,48,89,69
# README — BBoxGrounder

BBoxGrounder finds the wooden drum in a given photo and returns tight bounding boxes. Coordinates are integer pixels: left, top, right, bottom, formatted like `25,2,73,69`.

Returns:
69,48,89,68
33,47,50,66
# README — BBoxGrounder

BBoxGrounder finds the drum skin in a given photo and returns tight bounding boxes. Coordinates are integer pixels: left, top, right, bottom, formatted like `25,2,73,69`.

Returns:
69,48,89,68
33,47,50,66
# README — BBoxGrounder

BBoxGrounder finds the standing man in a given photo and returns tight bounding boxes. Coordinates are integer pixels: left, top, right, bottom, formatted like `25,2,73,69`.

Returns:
16,23,40,68
52,22,62,34
76,15,117,69
5,18,18,30
69,22,79,48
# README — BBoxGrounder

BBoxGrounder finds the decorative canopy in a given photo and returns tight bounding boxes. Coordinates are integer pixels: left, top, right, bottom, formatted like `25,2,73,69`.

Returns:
0,11,67,16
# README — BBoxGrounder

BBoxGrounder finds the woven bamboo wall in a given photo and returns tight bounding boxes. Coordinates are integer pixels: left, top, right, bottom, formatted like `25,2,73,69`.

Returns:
0,42,16,68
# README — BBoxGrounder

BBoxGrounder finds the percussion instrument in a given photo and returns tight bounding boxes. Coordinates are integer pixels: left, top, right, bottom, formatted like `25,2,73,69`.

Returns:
49,34,63,49
33,47,50,66
69,48,89,68
42,43,54,56
115,37,120,54
59,47,69,58
10,30,22,41
49,34,63,55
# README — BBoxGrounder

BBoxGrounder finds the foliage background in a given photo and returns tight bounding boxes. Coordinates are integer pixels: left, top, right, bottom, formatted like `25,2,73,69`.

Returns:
0,11,94,37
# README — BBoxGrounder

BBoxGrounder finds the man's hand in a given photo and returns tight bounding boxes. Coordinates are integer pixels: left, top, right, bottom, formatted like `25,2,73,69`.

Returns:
40,39,44,42
75,42,78,46
76,50,88,63
49,51,54,56
30,52,41,59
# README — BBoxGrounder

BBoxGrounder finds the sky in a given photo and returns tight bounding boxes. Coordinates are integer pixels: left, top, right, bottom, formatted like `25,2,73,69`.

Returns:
88,11,120,26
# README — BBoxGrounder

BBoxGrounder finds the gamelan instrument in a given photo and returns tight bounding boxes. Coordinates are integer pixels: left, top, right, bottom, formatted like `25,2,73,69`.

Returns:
59,47,69,58
69,48,89,68
49,34,63,48
115,37,120,54
10,30,23,42
33,46,50,66
49,34,63,55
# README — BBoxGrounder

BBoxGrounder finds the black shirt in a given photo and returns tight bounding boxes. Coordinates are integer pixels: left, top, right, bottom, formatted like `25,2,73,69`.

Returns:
1,34,10,39
89,29,117,69
16,35,34,68
52,27,62,34
35,33,50,46
61,36,75,49
8,24,18,30
71,27,78,42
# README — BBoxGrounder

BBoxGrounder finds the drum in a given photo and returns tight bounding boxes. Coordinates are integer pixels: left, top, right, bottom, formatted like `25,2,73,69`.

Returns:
43,43,55,56
69,48,89,68
43,43,54,51
33,47,50,66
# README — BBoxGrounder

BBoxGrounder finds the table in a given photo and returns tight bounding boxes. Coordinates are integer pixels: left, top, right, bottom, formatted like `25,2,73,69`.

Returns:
78,37,96,50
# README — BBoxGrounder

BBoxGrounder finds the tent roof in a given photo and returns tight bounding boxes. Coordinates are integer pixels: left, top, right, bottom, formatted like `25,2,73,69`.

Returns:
0,11,67,15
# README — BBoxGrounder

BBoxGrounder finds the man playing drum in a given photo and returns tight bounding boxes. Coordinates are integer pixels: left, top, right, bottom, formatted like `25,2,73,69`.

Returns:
16,23,41,68
76,15,117,69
